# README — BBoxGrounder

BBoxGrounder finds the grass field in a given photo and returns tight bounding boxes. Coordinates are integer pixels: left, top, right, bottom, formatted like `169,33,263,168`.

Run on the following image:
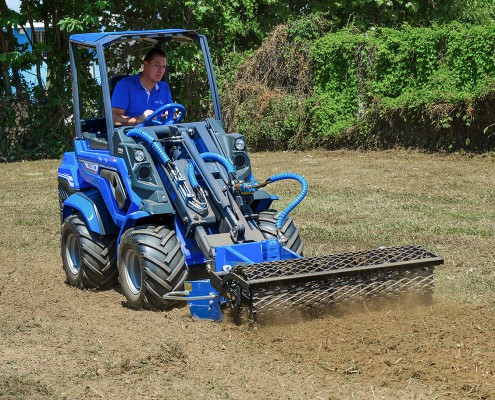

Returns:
1,150,495,399
250,150,495,306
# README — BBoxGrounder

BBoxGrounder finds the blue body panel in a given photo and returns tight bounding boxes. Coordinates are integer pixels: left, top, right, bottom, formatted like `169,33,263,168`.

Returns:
73,140,141,225
185,280,222,321
63,192,101,233
59,140,168,236
213,239,301,270
58,151,91,191
185,240,302,321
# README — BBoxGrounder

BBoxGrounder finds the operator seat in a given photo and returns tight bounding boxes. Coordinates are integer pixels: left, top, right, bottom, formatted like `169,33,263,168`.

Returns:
109,74,129,97
79,75,129,150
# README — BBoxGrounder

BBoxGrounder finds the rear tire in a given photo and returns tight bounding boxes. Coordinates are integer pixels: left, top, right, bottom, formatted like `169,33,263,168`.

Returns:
258,210,304,255
61,214,118,289
118,225,188,310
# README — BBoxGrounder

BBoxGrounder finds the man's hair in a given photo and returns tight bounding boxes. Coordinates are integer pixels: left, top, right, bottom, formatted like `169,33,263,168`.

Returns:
144,48,167,62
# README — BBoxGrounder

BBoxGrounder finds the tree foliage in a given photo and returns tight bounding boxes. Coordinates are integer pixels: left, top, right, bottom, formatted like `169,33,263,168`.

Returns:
225,21,495,152
0,0,494,159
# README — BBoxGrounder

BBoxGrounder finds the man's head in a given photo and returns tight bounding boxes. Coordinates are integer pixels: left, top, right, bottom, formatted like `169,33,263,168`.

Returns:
142,48,167,84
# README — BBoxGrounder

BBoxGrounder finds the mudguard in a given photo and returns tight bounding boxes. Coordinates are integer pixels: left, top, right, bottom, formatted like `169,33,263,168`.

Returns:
62,190,119,235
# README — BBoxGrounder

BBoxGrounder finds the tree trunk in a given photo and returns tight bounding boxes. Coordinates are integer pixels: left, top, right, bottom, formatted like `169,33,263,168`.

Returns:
0,27,13,96
22,1,45,90
0,0,21,96
42,0,64,91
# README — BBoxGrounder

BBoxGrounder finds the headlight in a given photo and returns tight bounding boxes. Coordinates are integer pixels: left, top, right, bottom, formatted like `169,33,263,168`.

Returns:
134,149,145,162
234,137,246,151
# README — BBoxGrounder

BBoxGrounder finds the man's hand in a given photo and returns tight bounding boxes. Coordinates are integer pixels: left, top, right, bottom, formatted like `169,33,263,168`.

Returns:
112,107,154,126
140,109,153,122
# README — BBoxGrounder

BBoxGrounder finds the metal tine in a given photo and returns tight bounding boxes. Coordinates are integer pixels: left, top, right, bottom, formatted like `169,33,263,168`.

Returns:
251,272,434,314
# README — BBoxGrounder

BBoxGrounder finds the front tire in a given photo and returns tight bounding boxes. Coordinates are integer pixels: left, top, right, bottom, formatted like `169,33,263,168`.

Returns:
61,214,118,289
258,210,304,255
118,225,188,310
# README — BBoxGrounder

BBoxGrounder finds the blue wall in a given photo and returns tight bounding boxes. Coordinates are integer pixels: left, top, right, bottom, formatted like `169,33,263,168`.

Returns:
13,26,47,87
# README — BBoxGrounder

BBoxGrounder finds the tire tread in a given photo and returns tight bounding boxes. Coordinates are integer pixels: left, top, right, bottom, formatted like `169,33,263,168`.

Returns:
118,225,188,310
61,214,118,289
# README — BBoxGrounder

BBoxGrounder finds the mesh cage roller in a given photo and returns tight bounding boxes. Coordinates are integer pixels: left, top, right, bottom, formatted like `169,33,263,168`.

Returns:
223,245,443,320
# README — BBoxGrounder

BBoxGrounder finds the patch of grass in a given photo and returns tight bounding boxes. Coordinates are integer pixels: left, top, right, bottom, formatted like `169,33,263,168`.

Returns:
250,150,495,305
118,342,188,374
0,374,52,399
156,342,188,364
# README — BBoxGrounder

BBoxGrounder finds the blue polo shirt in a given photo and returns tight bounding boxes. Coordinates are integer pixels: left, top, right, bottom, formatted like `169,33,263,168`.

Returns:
111,73,173,117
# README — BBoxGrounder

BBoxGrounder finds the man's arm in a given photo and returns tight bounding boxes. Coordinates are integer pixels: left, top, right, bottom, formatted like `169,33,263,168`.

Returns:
112,107,153,126
111,77,153,125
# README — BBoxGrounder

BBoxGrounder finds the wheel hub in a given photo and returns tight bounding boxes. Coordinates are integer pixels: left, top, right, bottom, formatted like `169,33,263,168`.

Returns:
124,248,142,295
65,233,81,275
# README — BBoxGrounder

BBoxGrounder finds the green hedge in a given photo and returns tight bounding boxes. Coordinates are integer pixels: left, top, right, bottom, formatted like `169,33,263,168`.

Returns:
308,23,495,150
0,95,73,161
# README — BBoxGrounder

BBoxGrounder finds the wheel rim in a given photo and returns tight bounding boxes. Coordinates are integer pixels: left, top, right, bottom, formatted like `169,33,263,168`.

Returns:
65,233,81,275
124,248,142,295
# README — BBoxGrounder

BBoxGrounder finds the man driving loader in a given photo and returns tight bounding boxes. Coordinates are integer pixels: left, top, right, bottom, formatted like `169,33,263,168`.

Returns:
61,29,444,321
111,48,172,126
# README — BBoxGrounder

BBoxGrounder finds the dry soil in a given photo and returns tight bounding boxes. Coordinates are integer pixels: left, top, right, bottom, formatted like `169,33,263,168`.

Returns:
1,152,494,399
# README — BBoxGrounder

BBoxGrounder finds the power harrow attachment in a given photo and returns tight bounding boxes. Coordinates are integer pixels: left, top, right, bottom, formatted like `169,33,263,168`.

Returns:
210,245,442,322
58,29,444,325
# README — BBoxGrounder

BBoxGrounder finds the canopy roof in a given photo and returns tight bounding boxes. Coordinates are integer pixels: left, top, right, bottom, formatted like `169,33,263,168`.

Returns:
69,29,199,48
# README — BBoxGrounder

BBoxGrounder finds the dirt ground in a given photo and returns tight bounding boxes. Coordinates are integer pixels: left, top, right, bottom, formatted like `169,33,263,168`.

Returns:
1,152,495,399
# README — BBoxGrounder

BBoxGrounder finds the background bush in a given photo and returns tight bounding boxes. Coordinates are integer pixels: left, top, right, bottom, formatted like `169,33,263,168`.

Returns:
224,22,495,151
2,1,495,159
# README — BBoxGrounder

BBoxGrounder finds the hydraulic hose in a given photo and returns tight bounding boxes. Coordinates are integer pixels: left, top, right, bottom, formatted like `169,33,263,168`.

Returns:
126,127,171,164
200,152,236,175
127,127,207,213
266,173,308,229
187,162,199,189
187,152,236,188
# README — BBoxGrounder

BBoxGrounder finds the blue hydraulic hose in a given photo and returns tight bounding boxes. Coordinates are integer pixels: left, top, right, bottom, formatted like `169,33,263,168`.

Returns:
187,162,199,188
126,128,171,164
200,152,235,174
267,172,308,229
187,152,236,188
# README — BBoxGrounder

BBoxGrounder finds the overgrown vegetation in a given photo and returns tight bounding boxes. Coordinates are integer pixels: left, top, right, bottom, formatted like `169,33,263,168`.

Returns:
224,21,495,151
1,1,495,159
0,373,52,398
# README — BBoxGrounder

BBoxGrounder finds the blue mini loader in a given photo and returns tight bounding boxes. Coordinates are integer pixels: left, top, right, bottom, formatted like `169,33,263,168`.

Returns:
58,29,443,323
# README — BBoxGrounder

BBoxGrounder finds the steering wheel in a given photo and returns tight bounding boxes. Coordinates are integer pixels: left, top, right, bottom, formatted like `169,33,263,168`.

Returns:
144,103,186,126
